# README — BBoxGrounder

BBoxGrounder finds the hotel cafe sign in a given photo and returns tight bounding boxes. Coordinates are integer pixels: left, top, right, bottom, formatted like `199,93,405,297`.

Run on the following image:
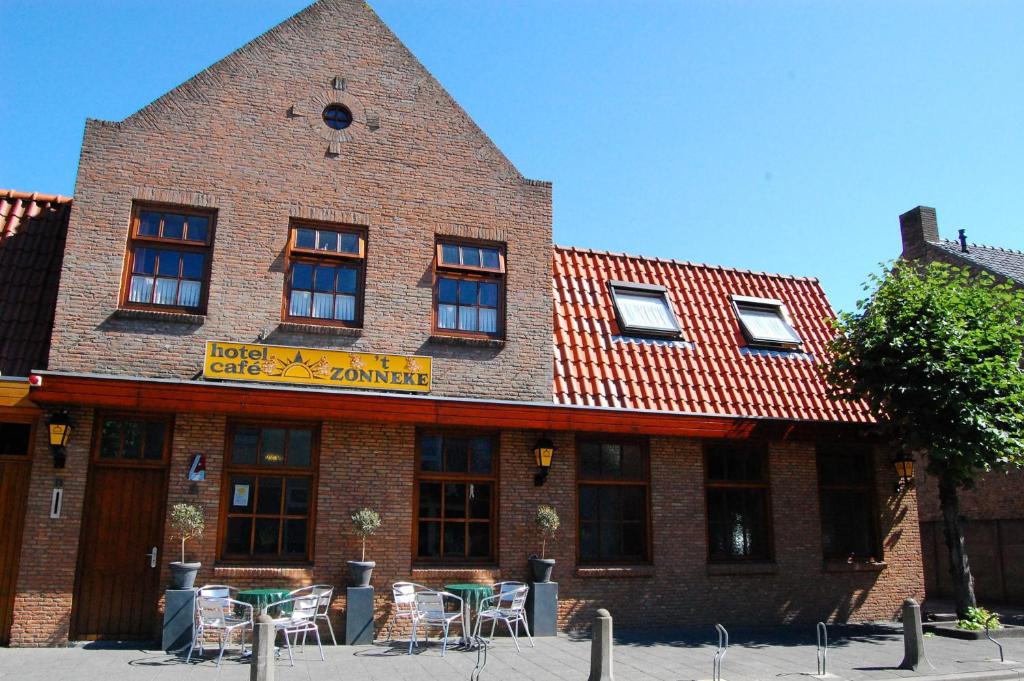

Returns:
203,340,432,393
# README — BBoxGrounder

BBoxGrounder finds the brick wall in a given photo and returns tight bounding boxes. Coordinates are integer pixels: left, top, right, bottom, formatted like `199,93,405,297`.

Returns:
11,413,923,643
48,0,552,403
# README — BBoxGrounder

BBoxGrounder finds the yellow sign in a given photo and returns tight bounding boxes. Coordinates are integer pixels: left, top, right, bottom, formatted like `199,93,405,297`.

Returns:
203,341,432,393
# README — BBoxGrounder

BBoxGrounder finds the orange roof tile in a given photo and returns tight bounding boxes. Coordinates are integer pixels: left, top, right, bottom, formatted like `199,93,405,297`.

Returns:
0,190,72,377
552,245,872,423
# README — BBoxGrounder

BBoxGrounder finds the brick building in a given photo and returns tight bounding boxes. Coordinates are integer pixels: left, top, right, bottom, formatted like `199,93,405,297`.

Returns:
4,0,923,646
899,206,1024,606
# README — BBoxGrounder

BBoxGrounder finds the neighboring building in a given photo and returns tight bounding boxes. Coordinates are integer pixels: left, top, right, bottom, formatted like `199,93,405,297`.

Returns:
899,206,1024,605
0,190,72,645
5,0,924,646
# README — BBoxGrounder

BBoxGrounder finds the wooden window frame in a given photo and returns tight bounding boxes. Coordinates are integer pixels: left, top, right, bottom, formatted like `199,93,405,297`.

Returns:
0,417,36,462
703,442,775,563
282,222,367,328
412,429,499,565
217,421,319,565
91,412,173,469
816,444,881,561
432,238,506,340
575,436,653,566
119,203,216,315
608,280,684,339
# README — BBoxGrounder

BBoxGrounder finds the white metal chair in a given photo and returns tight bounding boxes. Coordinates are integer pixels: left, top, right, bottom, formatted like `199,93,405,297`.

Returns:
288,584,337,645
474,584,534,652
411,590,464,656
186,592,253,666
386,582,430,643
265,594,325,666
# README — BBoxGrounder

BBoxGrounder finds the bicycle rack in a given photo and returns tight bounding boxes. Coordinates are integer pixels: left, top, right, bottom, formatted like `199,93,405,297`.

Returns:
816,622,828,676
470,634,490,681
984,614,1004,664
712,623,729,681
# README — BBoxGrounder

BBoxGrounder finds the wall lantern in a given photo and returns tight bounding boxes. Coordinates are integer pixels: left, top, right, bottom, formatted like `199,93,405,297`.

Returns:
533,437,555,486
47,410,72,469
893,451,915,492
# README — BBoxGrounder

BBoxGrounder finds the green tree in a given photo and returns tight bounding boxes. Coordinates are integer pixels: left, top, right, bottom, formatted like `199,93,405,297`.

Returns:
826,260,1024,617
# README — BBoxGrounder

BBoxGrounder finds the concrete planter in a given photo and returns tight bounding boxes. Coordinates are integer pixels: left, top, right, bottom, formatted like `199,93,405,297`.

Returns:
923,622,1024,639
529,556,556,583
347,560,375,587
168,561,201,589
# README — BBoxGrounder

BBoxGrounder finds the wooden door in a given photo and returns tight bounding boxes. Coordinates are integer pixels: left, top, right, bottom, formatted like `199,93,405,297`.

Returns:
0,422,34,646
72,415,170,640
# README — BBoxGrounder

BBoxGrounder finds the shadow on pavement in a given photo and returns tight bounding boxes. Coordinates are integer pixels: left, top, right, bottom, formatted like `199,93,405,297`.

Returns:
567,623,903,650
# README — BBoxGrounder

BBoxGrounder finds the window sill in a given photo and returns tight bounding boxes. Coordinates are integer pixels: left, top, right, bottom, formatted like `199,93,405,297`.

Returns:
575,565,655,579
411,566,502,582
706,561,778,576
427,334,505,349
212,564,314,579
277,322,362,337
823,560,887,573
112,308,205,325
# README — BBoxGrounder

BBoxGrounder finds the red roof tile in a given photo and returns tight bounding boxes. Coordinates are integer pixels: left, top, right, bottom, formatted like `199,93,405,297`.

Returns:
0,190,72,377
552,246,872,423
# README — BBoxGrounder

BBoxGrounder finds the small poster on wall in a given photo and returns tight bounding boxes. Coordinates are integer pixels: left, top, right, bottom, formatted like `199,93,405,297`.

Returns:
233,484,250,508
188,453,206,481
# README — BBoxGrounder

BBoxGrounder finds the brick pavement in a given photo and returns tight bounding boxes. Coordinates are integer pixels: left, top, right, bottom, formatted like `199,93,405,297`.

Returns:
2,624,1023,681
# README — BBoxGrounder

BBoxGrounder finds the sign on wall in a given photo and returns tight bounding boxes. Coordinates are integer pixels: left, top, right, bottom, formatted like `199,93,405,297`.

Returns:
202,340,432,393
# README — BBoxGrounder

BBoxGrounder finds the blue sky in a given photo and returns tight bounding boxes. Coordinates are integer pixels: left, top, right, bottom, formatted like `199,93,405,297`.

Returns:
2,1,1022,313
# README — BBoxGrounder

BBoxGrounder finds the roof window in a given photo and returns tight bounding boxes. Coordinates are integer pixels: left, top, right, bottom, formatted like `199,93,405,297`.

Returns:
731,295,802,349
608,281,682,338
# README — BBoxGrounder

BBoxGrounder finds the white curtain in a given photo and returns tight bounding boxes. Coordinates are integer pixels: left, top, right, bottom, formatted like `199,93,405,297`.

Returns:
437,304,457,329
154,278,177,306
177,280,201,307
334,294,355,321
739,307,800,343
479,308,497,333
290,290,311,317
312,292,333,318
617,291,675,330
129,276,154,303
458,306,478,331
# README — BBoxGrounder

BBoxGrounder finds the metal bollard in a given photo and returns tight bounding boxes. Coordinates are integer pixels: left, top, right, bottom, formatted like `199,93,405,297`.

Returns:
898,598,932,671
712,624,728,681
587,608,614,681
816,622,828,676
251,613,275,681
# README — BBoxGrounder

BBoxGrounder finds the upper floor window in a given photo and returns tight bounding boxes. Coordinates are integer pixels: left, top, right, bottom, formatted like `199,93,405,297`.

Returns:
705,443,773,561
730,295,802,349
123,206,215,313
434,239,505,339
284,223,366,327
608,281,682,338
578,439,650,564
817,445,878,561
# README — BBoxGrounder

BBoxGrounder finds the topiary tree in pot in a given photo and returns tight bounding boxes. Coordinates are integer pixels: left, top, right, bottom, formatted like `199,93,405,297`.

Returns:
348,508,381,587
168,503,204,589
529,505,560,583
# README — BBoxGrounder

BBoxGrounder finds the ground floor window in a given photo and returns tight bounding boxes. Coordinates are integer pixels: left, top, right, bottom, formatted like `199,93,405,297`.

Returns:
817,445,878,560
220,423,317,562
704,443,773,561
577,438,650,563
414,431,497,562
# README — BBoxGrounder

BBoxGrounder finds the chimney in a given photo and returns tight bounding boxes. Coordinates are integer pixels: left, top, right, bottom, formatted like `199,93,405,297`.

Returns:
957,228,968,253
899,206,939,261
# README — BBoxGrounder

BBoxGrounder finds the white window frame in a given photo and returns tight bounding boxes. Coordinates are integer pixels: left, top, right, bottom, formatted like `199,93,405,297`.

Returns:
608,281,683,339
730,294,802,349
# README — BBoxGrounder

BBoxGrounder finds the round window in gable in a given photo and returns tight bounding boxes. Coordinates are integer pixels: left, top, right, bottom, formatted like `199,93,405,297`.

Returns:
322,104,353,130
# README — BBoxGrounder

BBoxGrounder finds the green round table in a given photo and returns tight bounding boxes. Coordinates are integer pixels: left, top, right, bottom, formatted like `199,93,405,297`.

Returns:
237,587,291,615
445,583,493,644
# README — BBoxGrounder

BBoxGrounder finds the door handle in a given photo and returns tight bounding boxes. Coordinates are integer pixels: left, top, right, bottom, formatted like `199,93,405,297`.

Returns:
146,546,158,568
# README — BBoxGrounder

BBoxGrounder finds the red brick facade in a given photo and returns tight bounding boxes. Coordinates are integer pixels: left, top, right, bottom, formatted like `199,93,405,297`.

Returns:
6,0,925,646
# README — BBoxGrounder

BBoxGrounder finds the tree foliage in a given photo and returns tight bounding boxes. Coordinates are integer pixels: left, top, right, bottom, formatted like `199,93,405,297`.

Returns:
826,260,1024,484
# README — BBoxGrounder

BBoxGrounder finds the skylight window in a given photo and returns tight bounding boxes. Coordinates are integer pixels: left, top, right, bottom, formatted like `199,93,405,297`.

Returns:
731,295,802,349
609,281,682,338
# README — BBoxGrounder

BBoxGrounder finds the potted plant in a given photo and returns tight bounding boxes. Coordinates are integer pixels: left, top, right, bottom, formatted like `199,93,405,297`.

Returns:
529,504,560,583
168,503,204,589
348,507,381,587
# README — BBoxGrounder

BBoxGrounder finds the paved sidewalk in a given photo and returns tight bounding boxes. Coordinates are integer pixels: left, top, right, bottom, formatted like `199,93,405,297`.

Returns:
1,624,1022,681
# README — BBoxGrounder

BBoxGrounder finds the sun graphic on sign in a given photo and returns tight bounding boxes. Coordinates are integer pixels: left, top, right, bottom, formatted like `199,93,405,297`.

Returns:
261,352,331,379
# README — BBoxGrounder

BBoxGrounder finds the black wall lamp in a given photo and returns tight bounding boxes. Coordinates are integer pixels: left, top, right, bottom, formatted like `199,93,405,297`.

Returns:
893,451,915,492
47,410,72,469
533,436,555,486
